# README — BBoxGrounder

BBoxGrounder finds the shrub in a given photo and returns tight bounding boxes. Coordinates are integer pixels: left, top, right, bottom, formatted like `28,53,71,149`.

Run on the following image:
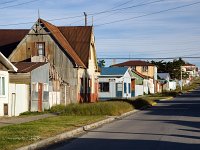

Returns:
50,101,134,116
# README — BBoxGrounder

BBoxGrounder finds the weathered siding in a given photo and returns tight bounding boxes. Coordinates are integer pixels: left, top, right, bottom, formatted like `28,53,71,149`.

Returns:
9,23,79,103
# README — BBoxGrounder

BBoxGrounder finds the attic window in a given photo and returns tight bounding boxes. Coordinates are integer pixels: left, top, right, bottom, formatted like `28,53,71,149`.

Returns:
37,42,45,56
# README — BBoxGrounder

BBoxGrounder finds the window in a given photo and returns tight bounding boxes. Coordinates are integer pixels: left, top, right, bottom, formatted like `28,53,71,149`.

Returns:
0,76,5,96
128,83,131,93
36,42,45,56
124,83,127,93
99,82,109,92
142,66,148,72
131,66,136,71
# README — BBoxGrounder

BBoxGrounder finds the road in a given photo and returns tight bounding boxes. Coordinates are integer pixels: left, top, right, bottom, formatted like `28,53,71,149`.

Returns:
47,89,200,150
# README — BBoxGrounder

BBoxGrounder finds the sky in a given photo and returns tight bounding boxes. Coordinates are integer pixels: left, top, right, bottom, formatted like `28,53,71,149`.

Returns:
0,0,200,67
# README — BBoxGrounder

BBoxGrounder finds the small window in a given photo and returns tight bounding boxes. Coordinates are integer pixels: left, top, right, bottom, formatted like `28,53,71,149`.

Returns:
43,83,48,91
128,83,131,93
99,82,109,92
131,66,136,71
142,66,148,72
0,76,5,96
36,42,45,56
124,83,127,93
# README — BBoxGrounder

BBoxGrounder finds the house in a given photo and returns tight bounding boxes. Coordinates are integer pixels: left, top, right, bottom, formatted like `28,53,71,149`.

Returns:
98,67,134,99
0,18,99,108
129,70,151,96
0,52,17,116
112,60,157,93
182,64,199,79
158,73,176,91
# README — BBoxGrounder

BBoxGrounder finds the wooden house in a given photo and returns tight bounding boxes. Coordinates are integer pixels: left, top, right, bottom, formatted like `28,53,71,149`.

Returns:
0,18,99,108
98,67,134,100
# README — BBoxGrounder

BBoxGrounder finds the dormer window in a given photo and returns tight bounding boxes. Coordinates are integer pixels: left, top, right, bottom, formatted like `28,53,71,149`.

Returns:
37,42,45,56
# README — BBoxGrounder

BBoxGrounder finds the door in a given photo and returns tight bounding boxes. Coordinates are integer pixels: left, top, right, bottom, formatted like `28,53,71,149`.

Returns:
4,104,8,116
131,79,135,97
116,83,122,97
38,83,43,112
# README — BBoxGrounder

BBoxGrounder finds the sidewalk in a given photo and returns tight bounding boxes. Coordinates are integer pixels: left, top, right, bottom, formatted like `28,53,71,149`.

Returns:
0,113,57,127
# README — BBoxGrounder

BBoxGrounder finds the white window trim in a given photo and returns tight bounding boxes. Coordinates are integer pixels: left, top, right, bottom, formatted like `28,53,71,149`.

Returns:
0,75,6,97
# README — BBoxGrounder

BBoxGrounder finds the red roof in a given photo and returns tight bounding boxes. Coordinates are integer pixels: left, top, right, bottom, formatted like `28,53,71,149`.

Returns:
39,19,86,68
112,60,155,67
58,26,92,67
183,63,196,67
13,62,47,73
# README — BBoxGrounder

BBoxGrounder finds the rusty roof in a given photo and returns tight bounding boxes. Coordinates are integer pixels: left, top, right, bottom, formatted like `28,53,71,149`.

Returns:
39,19,86,68
58,26,92,67
13,62,47,73
0,29,29,57
112,60,155,67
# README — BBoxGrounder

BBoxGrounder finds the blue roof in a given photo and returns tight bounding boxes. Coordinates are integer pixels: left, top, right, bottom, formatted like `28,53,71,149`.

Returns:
101,67,129,76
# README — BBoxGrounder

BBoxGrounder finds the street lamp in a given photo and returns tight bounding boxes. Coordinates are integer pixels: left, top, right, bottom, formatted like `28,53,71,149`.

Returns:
180,66,183,91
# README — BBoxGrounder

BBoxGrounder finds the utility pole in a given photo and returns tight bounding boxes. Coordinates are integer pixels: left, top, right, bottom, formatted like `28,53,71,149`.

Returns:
180,66,183,91
84,12,87,26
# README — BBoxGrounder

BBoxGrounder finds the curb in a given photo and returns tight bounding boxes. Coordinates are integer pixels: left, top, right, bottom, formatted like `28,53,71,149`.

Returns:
16,110,138,150
158,97,174,101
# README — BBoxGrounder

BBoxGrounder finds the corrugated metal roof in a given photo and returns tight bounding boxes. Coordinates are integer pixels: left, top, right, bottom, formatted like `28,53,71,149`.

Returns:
112,60,155,67
101,67,129,76
58,26,92,67
13,62,47,73
0,29,29,57
39,19,86,68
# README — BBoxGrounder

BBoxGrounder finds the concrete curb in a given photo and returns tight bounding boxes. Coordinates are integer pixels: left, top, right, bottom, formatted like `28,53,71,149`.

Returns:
16,110,138,150
159,97,174,101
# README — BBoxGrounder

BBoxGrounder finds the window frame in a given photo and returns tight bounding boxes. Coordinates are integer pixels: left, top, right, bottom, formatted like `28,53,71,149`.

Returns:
36,42,45,56
0,76,6,96
142,66,148,72
99,82,109,92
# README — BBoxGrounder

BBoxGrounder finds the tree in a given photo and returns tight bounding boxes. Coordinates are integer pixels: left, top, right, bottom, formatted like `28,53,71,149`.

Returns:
98,59,105,68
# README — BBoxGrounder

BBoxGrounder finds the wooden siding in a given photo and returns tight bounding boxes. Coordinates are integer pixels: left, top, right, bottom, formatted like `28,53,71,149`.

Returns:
9,73,31,84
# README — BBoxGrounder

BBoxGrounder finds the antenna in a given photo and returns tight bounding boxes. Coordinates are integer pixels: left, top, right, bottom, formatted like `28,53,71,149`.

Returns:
92,16,94,26
38,9,40,19
84,12,87,26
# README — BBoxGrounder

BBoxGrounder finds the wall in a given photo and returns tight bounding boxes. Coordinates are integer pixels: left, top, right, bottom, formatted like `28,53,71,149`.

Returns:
169,81,176,91
135,85,144,97
0,71,9,116
8,83,29,116
31,64,50,111
136,66,155,79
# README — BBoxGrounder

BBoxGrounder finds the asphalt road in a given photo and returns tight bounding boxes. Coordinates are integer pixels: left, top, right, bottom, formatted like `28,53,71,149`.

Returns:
47,89,200,150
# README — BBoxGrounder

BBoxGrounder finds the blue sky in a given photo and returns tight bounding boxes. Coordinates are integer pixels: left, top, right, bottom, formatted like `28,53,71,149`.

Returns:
0,0,200,67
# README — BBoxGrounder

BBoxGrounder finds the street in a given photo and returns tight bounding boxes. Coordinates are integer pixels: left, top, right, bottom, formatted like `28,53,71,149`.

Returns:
46,89,200,150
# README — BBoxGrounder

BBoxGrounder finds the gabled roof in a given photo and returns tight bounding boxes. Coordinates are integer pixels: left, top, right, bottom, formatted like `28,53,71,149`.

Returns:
39,19,86,68
132,70,149,79
0,52,17,72
13,62,47,73
58,26,92,67
112,60,155,67
182,63,196,67
100,67,129,76
0,29,28,57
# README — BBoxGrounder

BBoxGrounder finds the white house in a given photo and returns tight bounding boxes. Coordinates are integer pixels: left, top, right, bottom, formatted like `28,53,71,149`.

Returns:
98,67,134,100
158,73,176,91
0,52,17,116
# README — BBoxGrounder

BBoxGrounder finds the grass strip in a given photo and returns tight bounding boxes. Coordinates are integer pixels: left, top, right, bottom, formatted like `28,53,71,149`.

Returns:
0,116,105,150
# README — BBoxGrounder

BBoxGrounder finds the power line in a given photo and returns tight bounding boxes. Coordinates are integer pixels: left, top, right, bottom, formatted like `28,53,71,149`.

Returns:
0,0,165,26
97,56,200,60
0,0,19,5
88,0,165,16
0,0,41,9
95,1,200,27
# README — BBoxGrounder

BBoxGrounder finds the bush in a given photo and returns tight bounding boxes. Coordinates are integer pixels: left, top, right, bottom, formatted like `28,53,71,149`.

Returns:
50,101,134,116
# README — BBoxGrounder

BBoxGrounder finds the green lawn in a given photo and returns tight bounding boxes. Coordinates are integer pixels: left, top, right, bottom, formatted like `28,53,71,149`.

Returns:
0,116,105,150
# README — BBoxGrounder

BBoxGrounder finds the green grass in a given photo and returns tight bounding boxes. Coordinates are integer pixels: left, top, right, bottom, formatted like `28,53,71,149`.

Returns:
0,116,105,150
51,101,134,116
